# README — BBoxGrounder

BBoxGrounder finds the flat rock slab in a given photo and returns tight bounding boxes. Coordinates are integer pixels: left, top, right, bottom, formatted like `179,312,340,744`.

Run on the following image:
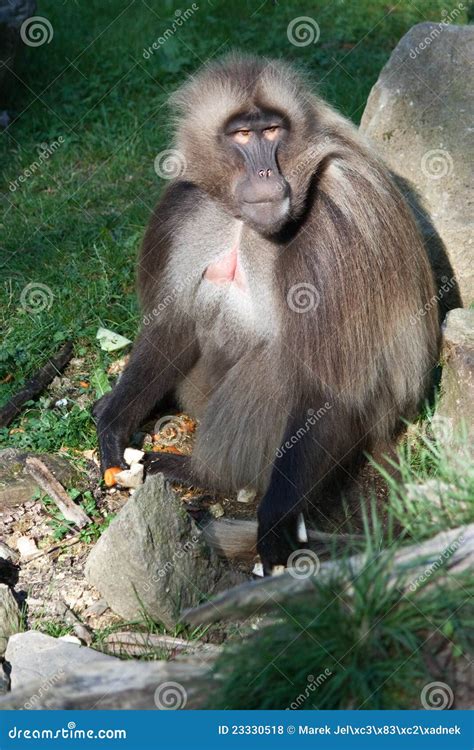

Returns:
5,631,117,691
0,654,213,709
85,475,243,629
0,449,82,509
361,22,474,305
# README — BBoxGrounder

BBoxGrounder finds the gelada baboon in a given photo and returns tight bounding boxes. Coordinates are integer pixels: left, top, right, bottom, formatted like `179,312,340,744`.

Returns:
95,54,440,573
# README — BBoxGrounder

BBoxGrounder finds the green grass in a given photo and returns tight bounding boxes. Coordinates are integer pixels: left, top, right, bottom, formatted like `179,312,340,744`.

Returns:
378,420,474,539
1,0,469,452
212,538,473,710
36,486,114,542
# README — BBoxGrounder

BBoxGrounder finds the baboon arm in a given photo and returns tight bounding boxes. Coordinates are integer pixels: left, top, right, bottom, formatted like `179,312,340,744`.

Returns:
95,328,198,473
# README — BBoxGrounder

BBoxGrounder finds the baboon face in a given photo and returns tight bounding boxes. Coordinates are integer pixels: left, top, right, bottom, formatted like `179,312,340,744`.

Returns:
171,55,317,234
221,107,291,233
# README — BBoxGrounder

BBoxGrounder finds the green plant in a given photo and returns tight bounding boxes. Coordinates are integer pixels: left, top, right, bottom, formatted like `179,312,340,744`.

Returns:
213,546,473,710
38,488,114,543
374,421,474,539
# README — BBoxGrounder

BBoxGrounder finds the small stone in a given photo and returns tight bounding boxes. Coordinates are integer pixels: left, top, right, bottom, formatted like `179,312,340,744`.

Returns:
85,600,109,617
16,536,38,561
237,488,257,504
208,503,224,518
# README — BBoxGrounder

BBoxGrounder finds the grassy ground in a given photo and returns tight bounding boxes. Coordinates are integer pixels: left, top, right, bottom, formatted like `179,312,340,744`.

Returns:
0,0,469,451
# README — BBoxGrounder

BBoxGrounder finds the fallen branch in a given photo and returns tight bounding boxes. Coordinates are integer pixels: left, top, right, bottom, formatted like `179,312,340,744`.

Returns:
26,456,91,528
22,534,83,564
182,523,474,626
199,517,363,562
0,341,73,428
102,632,221,661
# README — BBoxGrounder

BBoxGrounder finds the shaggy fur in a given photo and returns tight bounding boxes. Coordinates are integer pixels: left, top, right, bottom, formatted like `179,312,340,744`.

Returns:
95,54,440,572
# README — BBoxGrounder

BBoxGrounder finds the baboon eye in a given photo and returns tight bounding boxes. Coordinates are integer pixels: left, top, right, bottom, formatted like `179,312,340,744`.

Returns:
232,129,252,145
263,126,281,141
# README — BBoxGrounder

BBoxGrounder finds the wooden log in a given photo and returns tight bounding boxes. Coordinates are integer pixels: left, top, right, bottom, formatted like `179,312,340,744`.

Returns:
199,516,363,562
182,523,474,626
0,341,73,428
25,456,91,528
102,632,221,661
0,658,215,709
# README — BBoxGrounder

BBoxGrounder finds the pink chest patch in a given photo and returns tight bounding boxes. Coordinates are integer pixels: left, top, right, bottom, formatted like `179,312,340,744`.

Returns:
204,244,246,290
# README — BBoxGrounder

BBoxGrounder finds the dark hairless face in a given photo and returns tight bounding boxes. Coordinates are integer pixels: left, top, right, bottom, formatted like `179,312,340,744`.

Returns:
223,108,291,233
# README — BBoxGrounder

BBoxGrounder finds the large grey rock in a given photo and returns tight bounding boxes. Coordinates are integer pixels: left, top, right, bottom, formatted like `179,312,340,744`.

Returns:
361,23,474,306
0,584,21,656
0,655,213,709
5,631,116,690
85,475,242,629
0,449,82,509
435,308,474,449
